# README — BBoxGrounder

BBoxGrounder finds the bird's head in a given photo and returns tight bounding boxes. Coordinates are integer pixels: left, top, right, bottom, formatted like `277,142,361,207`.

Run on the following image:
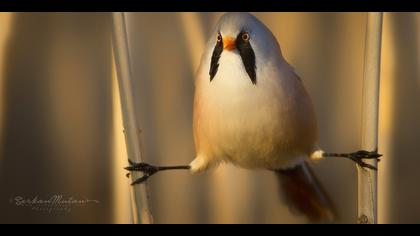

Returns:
207,12,282,85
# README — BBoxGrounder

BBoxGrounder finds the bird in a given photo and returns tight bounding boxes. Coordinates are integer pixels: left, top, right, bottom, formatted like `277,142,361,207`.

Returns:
125,12,382,223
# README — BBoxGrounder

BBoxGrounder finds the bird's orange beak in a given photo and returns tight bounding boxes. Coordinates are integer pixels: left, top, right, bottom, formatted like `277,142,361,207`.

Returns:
223,37,235,51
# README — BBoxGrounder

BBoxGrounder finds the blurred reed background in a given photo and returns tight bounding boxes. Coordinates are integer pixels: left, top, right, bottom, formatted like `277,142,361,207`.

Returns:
0,12,419,224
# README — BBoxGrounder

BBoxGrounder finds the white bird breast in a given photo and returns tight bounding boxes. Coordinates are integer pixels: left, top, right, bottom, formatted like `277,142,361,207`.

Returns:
193,50,312,171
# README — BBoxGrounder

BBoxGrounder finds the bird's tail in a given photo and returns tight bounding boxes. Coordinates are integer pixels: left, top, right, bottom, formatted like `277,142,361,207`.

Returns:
276,161,337,223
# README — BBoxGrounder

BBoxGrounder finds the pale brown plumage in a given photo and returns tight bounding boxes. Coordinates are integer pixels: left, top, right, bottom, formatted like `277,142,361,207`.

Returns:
190,12,336,222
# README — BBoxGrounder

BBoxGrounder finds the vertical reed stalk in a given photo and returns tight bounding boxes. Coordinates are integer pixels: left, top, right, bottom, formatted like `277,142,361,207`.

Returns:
358,12,383,224
111,12,153,224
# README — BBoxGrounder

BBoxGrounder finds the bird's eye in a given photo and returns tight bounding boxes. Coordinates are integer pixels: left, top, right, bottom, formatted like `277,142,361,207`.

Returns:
217,33,222,42
242,32,250,41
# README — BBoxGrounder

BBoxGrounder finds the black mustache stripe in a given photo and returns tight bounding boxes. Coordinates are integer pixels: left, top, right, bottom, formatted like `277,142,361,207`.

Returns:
209,36,223,82
236,32,257,84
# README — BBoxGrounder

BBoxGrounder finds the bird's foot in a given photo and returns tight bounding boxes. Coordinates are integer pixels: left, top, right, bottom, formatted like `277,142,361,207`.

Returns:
124,160,191,185
124,160,160,185
347,150,382,171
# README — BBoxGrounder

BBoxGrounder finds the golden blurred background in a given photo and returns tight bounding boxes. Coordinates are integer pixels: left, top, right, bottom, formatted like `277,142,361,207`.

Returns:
0,12,419,224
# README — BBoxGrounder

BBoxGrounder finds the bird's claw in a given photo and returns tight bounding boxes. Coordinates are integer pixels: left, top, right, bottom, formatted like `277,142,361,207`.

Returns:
124,160,160,185
349,150,382,171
